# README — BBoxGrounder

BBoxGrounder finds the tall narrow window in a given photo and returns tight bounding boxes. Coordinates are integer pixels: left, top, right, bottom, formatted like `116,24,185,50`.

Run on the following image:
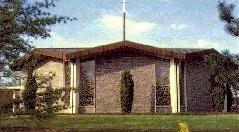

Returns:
179,61,186,111
156,59,171,106
79,60,95,106
63,61,71,107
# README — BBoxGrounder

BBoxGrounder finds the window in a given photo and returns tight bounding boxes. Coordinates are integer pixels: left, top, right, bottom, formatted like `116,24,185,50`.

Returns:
179,61,186,107
63,62,71,107
79,60,95,106
156,59,171,106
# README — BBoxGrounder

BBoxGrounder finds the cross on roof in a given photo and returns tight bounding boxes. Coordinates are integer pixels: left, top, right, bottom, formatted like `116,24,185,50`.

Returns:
121,0,128,13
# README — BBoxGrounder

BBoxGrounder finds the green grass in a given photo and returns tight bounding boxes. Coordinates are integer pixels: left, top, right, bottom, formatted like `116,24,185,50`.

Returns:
1,114,239,131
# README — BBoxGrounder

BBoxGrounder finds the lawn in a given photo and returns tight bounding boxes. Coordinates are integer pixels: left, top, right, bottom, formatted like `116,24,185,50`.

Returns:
1,114,239,131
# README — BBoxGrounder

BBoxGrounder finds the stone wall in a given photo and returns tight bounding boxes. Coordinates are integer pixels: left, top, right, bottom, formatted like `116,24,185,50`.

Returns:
95,56,156,113
186,58,213,112
34,59,64,89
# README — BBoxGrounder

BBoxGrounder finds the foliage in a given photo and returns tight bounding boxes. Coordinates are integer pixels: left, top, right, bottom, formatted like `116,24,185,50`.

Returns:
218,2,239,37
22,73,38,112
0,102,13,114
79,72,94,106
21,56,67,118
35,72,66,118
0,0,75,75
120,70,134,113
21,54,38,113
177,121,189,132
205,50,239,112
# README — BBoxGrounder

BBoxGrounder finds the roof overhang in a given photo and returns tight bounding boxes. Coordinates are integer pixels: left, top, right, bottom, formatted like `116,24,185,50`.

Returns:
66,41,185,60
11,40,221,70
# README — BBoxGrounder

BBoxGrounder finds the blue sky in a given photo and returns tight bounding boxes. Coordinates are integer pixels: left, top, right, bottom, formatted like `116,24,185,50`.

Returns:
33,0,239,52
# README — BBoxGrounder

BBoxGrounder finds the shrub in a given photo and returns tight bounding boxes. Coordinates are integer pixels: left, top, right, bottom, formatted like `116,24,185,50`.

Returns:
120,70,134,113
177,121,189,132
205,52,239,112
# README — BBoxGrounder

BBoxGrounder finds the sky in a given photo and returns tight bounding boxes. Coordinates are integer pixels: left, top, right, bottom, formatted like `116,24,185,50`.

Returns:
33,0,239,52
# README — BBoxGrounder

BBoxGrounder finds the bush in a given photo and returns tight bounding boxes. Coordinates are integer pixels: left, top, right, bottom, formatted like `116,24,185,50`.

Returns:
177,121,189,132
120,70,134,113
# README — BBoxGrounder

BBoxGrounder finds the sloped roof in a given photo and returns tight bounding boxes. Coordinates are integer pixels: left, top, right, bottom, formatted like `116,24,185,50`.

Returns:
12,40,219,69
34,41,217,59
164,48,208,54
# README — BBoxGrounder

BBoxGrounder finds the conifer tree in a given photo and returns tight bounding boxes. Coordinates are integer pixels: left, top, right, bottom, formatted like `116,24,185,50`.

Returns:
120,70,134,113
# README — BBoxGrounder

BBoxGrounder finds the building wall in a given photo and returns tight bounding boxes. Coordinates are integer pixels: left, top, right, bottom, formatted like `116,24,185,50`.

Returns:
186,58,213,112
34,59,64,89
95,56,156,113
21,59,73,113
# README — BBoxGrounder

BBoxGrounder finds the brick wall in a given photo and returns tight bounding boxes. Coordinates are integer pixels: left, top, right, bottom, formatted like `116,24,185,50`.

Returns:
34,59,64,89
186,58,214,112
95,56,156,113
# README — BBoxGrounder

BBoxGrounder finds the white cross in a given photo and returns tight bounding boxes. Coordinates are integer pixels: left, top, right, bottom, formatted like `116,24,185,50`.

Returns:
122,0,128,13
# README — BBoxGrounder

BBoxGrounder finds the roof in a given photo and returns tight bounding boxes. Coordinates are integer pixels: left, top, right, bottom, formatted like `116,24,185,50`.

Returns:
36,41,217,59
37,48,87,53
12,40,219,69
164,48,209,54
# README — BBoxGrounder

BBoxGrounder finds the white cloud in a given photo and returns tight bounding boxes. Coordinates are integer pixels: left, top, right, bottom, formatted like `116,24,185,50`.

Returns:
100,14,157,35
196,39,220,49
34,32,119,48
170,23,187,30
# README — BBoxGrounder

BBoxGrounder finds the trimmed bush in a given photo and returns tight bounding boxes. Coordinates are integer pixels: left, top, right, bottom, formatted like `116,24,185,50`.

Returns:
120,70,134,113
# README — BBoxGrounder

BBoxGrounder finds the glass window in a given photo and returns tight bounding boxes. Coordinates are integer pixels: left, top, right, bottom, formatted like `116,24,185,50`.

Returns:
156,59,171,106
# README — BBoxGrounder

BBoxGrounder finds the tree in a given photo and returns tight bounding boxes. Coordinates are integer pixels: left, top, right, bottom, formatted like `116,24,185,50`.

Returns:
120,70,134,113
218,2,239,36
205,50,239,112
22,72,38,112
21,54,38,113
0,0,75,73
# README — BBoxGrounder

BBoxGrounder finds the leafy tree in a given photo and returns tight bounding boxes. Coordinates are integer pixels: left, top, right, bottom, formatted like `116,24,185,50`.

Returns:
205,50,239,112
21,55,66,118
218,2,239,36
0,0,75,74
39,74,64,118
120,70,134,113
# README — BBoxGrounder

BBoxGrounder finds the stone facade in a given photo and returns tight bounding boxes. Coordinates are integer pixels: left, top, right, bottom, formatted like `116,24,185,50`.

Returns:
18,52,215,114
185,58,213,112
78,55,214,113
34,59,64,89
95,55,156,113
